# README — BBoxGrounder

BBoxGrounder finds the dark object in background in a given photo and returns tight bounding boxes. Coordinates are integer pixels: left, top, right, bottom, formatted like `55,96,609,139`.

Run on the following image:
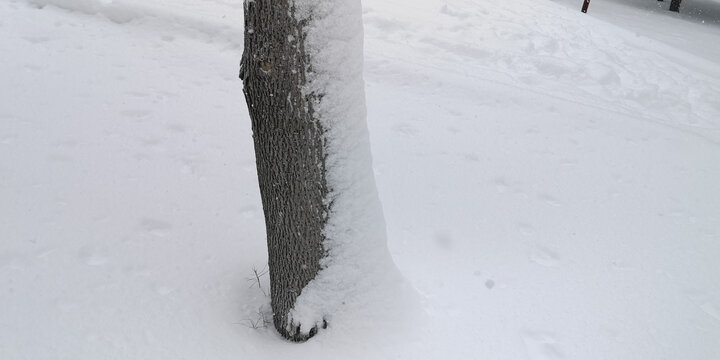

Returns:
670,0,682,12
582,0,591,13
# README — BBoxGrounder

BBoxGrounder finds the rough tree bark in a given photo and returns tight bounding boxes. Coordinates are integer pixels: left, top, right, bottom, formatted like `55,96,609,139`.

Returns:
240,1,328,342
669,0,682,12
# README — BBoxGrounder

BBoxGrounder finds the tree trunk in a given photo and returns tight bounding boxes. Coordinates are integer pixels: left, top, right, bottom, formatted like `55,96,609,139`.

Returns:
670,0,681,12
240,0,328,342
581,0,591,13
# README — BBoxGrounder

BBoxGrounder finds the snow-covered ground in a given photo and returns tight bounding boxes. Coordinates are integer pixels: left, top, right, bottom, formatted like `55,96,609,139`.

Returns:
1,0,719,359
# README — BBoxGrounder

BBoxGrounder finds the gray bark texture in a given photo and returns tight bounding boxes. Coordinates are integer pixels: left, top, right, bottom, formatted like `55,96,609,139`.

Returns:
240,0,328,342
669,0,682,12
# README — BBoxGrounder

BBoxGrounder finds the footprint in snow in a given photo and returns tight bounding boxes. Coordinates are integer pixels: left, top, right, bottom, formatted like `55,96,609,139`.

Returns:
22,35,51,44
522,331,564,359
433,232,454,250
166,123,186,133
0,252,21,270
463,153,480,162
699,302,720,322
120,109,151,119
530,246,560,267
518,222,535,235
610,260,635,271
139,218,172,237
238,205,259,219
539,194,562,207
392,123,419,136
686,290,720,322
439,5,471,19
485,279,495,289
494,178,508,193
78,246,109,266
363,14,405,33
154,284,175,296
1,135,17,145
24,64,42,71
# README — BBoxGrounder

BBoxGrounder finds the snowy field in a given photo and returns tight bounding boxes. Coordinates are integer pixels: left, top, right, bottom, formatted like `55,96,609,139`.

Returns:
2,0,720,359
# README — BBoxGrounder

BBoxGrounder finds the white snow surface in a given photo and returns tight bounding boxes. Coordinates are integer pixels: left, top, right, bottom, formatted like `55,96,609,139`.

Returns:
2,0,720,359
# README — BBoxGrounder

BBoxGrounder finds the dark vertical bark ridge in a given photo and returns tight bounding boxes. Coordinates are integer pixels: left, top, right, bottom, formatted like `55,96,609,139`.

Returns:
240,0,328,342
669,0,682,12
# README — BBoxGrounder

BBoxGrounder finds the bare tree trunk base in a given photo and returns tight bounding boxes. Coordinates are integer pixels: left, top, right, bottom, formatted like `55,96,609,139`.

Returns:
241,0,329,342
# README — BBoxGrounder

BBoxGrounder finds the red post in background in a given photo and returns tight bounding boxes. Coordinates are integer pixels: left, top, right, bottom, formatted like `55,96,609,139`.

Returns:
581,0,591,13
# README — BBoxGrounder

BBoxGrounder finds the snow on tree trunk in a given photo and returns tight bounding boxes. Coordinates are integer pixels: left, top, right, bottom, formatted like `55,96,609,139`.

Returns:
240,0,398,341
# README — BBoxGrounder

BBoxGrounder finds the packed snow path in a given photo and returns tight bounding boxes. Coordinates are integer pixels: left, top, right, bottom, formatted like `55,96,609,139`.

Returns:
1,0,719,359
